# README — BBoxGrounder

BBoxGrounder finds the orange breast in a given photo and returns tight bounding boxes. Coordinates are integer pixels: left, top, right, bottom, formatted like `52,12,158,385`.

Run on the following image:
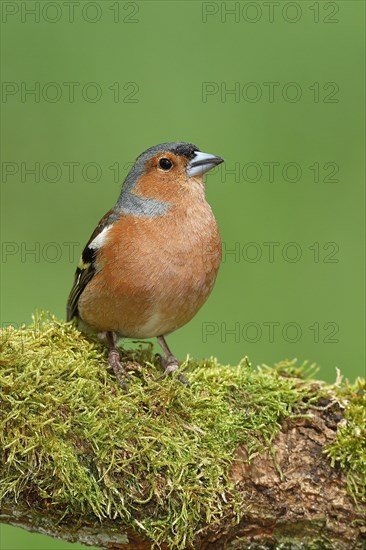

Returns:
78,198,221,338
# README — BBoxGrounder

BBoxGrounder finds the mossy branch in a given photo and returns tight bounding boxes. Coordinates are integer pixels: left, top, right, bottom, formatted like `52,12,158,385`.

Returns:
0,314,365,550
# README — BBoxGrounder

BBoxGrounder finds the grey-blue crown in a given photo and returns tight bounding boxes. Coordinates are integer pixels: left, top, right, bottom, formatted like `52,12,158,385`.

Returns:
136,142,199,163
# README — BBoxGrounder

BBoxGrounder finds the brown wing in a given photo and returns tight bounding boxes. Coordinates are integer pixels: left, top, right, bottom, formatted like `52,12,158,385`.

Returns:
66,209,116,321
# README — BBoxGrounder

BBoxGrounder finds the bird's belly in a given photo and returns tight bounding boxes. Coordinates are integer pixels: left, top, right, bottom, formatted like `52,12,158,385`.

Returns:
134,268,218,338
78,242,220,337
79,258,219,337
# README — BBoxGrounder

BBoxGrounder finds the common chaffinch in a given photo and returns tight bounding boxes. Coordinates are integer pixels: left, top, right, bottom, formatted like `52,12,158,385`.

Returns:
67,142,224,389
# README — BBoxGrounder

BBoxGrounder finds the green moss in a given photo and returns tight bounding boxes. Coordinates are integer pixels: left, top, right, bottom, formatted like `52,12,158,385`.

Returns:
0,313,364,548
324,377,366,505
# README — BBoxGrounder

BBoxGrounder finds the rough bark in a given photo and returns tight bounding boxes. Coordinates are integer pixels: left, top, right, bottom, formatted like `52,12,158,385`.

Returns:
1,400,365,550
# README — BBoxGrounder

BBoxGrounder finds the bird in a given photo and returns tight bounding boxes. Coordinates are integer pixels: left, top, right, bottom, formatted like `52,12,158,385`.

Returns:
66,142,224,389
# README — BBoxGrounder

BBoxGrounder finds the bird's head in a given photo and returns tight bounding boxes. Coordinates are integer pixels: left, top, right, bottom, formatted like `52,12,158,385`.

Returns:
118,142,224,215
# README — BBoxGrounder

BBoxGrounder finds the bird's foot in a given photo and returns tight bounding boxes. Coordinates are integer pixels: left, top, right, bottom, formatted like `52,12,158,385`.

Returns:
156,353,190,387
108,348,131,392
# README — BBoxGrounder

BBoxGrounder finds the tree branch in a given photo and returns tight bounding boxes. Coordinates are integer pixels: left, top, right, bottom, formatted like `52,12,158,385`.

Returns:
0,315,365,549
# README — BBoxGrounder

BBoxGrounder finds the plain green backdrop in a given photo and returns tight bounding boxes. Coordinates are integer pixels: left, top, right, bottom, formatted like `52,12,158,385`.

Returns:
1,1,365,549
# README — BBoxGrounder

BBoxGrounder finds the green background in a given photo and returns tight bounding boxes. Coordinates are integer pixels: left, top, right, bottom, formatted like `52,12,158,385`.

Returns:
1,1,365,548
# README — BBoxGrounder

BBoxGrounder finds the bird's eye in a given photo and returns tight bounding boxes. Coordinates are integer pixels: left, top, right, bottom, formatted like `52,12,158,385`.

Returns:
158,158,173,171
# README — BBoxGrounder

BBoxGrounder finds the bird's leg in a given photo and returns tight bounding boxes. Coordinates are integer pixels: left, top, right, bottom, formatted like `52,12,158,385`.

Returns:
106,331,131,391
156,336,190,387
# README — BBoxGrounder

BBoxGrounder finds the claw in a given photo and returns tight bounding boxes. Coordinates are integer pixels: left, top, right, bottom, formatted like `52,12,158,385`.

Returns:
108,348,131,392
156,355,190,387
